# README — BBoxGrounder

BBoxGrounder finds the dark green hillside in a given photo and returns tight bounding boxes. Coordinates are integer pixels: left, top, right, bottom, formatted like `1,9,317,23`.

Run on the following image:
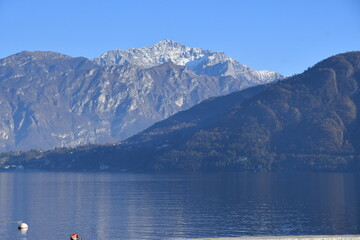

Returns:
2,51,360,172
144,52,360,171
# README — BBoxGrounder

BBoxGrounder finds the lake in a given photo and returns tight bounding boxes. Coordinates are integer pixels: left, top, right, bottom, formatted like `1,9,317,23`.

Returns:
0,171,359,240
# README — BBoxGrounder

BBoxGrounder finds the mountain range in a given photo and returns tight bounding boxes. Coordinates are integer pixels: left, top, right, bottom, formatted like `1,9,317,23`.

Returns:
0,40,281,152
2,51,360,172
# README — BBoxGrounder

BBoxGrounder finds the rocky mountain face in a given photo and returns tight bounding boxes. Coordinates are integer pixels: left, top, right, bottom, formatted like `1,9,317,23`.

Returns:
3,51,360,172
96,40,281,85
0,41,281,152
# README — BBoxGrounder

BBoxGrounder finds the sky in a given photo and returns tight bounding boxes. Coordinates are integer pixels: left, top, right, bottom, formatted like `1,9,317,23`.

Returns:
0,0,359,76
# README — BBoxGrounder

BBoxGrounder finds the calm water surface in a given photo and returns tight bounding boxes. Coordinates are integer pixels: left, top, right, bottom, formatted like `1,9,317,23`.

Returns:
0,171,359,240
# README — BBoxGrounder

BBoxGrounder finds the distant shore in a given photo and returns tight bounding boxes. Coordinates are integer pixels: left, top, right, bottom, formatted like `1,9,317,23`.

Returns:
178,235,360,240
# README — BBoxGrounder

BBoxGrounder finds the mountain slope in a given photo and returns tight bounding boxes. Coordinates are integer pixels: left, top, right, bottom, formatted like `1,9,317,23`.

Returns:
0,41,281,152
139,51,360,171
3,51,360,172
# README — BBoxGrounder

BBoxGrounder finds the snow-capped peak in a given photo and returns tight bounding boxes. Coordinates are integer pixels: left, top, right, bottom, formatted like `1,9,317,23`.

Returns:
95,40,213,69
94,40,283,83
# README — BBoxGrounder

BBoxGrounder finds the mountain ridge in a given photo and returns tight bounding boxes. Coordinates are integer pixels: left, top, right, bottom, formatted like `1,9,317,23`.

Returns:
94,40,282,83
0,41,282,152
2,51,359,172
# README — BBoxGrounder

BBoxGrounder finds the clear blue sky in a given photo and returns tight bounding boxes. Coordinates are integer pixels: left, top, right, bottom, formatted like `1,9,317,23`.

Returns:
1,0,359,76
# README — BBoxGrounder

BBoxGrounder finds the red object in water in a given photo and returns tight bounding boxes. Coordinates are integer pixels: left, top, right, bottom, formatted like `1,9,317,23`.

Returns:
70,233,81,240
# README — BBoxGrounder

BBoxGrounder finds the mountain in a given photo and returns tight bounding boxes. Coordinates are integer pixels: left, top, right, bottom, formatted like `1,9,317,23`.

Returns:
0,41,281,152
95,40,281,84
127,51,360,171
2,51,360,172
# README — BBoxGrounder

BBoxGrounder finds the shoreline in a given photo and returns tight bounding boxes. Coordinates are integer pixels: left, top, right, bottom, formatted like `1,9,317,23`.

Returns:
178,235,360,240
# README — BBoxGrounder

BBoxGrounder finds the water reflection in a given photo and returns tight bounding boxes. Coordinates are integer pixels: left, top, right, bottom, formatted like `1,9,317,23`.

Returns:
0,172,359,240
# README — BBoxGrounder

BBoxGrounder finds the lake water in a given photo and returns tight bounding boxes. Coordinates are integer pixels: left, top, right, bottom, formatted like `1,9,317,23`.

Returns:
0,171,359,240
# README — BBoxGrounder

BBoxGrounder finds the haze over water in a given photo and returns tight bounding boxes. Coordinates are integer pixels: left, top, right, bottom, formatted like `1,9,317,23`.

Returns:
0,172,359,240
